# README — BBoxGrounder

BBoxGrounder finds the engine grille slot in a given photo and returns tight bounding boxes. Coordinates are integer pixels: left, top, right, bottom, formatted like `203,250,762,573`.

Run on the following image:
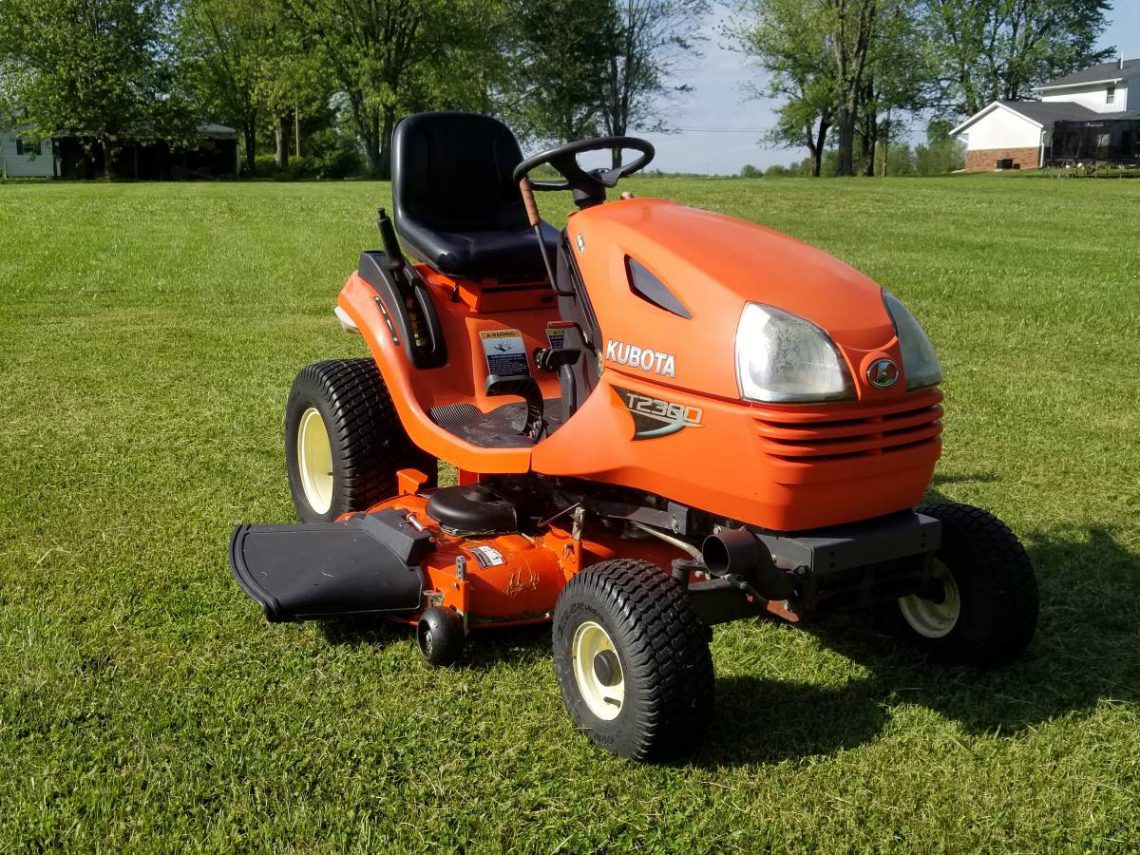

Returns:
753,391,944,462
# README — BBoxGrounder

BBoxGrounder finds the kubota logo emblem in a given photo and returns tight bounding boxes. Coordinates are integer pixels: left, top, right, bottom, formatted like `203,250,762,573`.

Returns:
867,358,900,390
605,339,676,378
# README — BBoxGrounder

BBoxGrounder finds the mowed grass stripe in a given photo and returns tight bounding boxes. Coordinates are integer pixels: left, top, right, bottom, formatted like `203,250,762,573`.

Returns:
0,177,1137,852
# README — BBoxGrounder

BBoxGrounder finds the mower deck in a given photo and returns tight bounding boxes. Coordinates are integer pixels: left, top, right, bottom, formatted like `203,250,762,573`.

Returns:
230,511,431,622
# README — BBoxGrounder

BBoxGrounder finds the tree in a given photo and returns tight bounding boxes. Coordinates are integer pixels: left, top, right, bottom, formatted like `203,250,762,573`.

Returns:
913,118,965,173
598,0,708,167
924,0,1113,117
281,0,502,177
280,0,424,177
0,0,192,172
503,0,617,144
178,0,302,174
728,0,836,178
826,0,879,176
731,0,886,177
855,0,928,176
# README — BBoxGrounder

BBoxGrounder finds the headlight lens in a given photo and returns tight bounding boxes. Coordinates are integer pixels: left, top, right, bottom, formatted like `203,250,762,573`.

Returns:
883,291,942,390
735,303,854,403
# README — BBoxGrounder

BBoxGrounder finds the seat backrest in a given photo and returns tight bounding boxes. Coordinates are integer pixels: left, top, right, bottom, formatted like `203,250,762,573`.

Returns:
392,112,530,234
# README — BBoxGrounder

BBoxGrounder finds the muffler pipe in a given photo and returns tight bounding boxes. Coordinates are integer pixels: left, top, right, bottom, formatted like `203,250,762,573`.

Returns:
702,528,796,601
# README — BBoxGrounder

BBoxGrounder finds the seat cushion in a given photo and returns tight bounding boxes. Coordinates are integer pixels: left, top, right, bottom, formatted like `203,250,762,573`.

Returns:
397,219,561,281
391,112,560,282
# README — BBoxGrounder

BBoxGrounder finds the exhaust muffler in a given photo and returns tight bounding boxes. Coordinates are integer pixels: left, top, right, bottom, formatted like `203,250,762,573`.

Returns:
702,527,796,601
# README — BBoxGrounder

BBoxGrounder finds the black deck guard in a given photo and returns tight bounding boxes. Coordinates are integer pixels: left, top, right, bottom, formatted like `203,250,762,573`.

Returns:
229,510,433,622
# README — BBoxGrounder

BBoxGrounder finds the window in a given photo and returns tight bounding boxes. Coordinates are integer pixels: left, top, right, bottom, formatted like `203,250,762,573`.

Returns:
15,137,40,156
1107,84,1116,105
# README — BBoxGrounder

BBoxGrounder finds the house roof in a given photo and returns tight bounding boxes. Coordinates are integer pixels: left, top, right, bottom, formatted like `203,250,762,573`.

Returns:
3,122,236,139
950,100,1140,136
997,100,1100,125
1038,59,1140,91
198,123,237,139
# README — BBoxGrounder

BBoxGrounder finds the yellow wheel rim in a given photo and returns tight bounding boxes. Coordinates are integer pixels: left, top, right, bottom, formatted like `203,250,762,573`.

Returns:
572,621,625,721
297,407,334,515
898,559,961,639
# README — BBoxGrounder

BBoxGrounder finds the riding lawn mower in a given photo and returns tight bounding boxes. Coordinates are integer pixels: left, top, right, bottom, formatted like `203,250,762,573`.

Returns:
230,112,1039,761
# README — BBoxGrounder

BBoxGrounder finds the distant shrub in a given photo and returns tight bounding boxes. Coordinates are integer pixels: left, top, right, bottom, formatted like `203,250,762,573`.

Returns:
247,131,364,180
739,164,763,178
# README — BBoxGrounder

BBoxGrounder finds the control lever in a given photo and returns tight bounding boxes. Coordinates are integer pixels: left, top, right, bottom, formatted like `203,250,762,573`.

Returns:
533,346,580,372
376,208,406,274
377,207,433,353
518,178,558,287
534,346,582,419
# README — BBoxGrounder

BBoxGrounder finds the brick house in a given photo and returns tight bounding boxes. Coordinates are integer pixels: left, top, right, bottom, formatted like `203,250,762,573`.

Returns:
952,57,1140,172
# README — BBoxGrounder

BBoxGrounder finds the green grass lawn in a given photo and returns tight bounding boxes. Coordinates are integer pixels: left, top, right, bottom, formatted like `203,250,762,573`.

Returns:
1,175,1137,852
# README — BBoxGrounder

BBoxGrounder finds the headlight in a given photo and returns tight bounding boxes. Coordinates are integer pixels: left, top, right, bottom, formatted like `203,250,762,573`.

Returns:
883,291,942,390
735,303,855,403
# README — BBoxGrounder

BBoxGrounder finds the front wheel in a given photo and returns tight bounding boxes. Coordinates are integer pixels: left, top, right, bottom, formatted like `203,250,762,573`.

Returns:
886,502,1039,667
552,559,714,761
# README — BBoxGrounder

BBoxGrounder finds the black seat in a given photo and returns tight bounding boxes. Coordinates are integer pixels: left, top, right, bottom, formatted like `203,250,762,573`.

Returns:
391,112,561,282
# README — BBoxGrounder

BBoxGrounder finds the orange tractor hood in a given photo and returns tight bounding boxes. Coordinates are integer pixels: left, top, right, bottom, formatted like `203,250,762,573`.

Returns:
569,198,901,402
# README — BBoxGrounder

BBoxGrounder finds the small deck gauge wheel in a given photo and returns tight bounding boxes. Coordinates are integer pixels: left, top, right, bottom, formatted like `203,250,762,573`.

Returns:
417,607,465,667
885,502,1039,667
553,559,714,761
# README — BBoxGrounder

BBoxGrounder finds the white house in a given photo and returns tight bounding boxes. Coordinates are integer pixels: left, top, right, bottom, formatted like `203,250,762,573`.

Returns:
0,125,56,178
952,57,1140,171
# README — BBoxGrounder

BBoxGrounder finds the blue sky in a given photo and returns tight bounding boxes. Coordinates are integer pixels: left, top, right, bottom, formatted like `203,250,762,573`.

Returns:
636,2,1140,174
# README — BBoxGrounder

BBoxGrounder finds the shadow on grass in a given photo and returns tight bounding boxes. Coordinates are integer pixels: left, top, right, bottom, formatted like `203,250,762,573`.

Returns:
930,472,999,486
689,519,1139,767
695,674,888,766
319,617,405,649
320,476,1139,767
318,616,551,669
812,523,1138,730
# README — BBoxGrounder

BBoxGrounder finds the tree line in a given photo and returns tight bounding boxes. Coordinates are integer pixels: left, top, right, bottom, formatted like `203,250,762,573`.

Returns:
0,0,706,178
727,0,1114,176
0,0,1114,179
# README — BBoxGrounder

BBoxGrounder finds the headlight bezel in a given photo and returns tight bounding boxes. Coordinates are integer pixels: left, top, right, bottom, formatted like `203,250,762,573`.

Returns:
734,302,856,404
882,291,943,391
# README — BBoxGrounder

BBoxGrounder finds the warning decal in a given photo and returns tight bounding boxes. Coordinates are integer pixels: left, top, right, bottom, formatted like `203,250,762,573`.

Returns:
479,329,530,379
545,321,575,351
469,545,507,568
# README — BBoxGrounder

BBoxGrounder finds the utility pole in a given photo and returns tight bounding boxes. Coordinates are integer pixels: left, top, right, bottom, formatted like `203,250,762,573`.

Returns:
881,110,891,177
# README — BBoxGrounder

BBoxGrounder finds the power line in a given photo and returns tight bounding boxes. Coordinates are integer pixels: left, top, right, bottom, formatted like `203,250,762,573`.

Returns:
635,127,767,134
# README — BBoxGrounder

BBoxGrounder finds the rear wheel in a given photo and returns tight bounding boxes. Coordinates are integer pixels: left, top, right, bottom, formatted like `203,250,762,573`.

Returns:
552,559,714,761
285,359,436,523
885,502,1038,667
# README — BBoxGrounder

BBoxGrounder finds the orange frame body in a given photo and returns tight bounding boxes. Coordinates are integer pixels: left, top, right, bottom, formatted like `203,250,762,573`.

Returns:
358,472,691,628
337,195,941,537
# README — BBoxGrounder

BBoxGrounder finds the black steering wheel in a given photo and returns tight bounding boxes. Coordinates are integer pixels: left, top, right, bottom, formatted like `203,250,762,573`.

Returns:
512,136,655,207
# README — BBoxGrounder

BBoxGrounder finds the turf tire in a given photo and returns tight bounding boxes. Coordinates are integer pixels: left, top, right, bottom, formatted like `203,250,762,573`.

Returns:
553,559,714,761
284,359,436,523
883,502,1038,667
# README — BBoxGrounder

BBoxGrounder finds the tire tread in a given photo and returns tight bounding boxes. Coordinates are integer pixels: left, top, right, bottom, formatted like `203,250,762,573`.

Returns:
554,559,714,761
